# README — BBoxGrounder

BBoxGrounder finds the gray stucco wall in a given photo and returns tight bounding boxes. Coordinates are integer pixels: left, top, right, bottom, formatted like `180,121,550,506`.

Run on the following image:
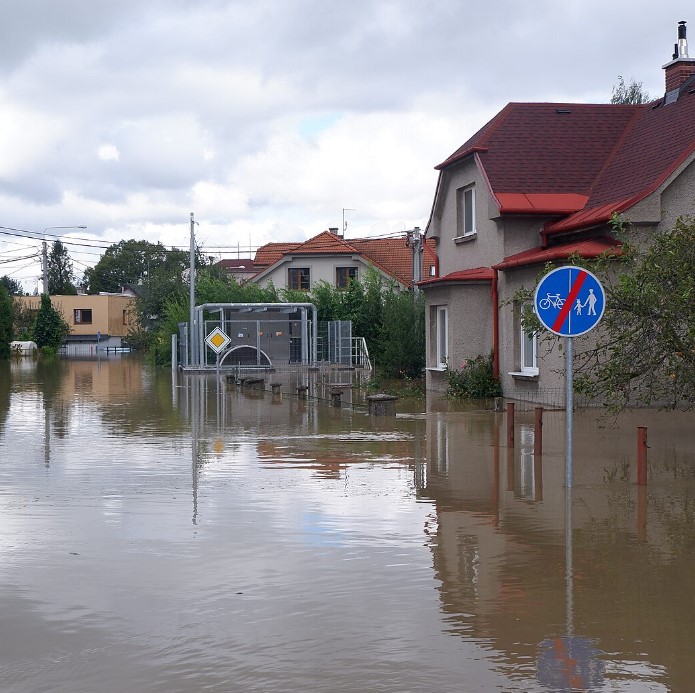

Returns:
424,151,695,405
424,282,494,393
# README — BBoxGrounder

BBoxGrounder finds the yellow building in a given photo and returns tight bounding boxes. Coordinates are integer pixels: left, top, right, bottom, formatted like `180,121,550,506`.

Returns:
16,293,136,345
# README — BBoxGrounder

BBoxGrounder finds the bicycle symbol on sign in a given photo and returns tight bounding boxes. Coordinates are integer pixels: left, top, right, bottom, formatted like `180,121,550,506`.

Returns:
539,293,565,310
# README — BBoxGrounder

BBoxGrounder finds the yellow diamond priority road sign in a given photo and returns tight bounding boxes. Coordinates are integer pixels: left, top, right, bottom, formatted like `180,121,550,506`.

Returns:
205,327,231,354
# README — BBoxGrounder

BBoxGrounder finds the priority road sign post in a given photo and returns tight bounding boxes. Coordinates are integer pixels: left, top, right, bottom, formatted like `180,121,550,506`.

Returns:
205,326,232,377
534,267,606,488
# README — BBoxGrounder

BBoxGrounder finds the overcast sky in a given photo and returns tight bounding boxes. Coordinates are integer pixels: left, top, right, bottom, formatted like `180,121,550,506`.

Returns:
0,0,688,290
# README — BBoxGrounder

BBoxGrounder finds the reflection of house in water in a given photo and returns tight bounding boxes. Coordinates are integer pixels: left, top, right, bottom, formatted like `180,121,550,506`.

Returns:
421,409,695,689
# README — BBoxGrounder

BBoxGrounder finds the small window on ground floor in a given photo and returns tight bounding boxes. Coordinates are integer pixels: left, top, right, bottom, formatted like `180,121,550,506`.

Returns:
437,306,448,369
519,304,538,375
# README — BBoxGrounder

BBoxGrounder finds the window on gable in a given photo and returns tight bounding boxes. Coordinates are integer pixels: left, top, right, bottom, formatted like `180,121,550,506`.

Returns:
288,267,310,291
336,266,358,289
456,185,476,238
74,308,93,325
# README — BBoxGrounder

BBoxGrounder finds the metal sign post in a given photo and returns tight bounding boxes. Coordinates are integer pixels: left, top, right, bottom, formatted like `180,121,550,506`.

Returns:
534,267,606,488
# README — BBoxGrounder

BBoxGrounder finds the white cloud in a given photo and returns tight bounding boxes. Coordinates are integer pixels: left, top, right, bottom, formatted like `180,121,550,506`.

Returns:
0,0,685,290
98,144,120,162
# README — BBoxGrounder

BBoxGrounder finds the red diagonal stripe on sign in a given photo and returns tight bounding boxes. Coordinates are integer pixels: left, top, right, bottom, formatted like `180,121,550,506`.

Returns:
552,269,588,333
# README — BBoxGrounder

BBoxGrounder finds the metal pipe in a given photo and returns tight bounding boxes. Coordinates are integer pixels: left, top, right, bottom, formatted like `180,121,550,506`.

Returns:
565,337,574,488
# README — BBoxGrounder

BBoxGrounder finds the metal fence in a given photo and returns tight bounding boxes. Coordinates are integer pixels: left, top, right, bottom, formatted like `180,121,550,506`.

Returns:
501,385,595,411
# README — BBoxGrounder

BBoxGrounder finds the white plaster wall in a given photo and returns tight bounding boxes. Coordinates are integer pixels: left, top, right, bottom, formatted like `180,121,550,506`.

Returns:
255,255,369,290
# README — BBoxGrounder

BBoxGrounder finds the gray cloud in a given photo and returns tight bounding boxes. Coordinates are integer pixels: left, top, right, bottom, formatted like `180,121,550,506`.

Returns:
0,0,684,290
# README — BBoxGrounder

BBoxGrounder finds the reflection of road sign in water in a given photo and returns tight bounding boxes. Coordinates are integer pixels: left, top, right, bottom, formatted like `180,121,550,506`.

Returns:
534,267,605,337
537,637,605,690
205,327,231,354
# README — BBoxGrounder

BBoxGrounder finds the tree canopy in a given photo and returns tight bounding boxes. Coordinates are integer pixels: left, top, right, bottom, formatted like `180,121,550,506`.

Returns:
32,294,70,351
611,75,650,104
574,217,695,411
47,240,77,295
0,276,24,296
84,239,189,294
0,285,13,359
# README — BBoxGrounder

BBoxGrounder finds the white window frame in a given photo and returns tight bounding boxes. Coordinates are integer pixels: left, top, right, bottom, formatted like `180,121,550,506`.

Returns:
436,306,448,369
456,185,476,238
520,323,538,375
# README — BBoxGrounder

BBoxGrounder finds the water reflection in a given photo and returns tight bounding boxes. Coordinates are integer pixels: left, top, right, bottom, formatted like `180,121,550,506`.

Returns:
0,359,693,691
423,407,694,691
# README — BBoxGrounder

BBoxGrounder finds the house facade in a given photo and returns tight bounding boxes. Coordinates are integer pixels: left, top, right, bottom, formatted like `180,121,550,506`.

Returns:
251,228,437,291
421,22,695,404
16,293,136,347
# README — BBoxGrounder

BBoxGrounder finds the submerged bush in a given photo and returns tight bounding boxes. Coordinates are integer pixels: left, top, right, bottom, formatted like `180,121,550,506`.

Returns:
445,352,501,399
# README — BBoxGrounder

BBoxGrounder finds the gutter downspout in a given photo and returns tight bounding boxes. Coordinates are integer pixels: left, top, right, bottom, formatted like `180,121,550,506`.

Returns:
492,269,500,381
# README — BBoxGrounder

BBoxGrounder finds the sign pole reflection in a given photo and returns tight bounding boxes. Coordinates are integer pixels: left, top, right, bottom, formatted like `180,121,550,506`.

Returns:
537,486,604,688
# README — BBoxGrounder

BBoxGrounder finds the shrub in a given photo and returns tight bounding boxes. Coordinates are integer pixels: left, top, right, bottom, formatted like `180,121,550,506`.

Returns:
445,352,501,399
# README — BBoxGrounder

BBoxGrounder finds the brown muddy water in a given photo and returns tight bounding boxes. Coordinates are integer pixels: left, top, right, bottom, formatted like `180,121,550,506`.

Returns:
0,357,694,693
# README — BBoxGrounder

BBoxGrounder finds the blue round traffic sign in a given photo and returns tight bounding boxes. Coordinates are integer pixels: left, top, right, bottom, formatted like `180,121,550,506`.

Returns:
534,266,605,337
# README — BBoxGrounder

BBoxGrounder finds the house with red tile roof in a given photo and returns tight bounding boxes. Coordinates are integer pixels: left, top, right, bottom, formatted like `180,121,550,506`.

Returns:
421,21,695,403
251,228,437,291
212,258,258,282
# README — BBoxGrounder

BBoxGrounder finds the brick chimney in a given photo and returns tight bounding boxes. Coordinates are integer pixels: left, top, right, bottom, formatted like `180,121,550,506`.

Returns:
663,21,695,94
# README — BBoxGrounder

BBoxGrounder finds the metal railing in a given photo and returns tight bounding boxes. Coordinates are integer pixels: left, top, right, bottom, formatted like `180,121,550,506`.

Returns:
351,337,372,370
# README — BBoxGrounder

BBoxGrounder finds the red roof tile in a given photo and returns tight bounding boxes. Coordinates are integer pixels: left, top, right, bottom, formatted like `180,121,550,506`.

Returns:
289,230,359,255
496,192,588,214
254,242,299,267
436,88,695,235
253,232,437,287
418,267,494,287
493,236,622,270
214,258,257,271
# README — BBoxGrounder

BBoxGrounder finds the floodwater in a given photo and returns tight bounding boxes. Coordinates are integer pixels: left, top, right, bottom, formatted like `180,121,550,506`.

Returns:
0,357,694,693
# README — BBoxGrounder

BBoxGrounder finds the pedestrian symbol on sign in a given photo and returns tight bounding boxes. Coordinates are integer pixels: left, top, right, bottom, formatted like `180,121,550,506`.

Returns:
534,267,605,337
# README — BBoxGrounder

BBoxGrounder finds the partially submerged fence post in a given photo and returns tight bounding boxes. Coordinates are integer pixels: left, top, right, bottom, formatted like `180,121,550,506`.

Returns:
367,394,398,416
271,382,282,396
637,426,648,486
297,385,309,400
506,402,515,448
534,406,543,456
330,389,343,408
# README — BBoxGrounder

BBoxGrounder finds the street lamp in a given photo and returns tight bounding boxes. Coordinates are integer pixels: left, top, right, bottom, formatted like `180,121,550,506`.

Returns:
42,225,87,294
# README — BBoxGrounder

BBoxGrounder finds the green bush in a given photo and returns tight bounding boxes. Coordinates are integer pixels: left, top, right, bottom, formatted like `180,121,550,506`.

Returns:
445,352,501,399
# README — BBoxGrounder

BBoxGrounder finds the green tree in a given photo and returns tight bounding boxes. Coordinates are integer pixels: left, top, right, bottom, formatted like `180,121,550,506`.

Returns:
377,290,425,378
12,299,37,340
145,268,281,364
611,75,650,104
574,217,695,411
0,275,23,295
0,285,14,359
84,239,190,294
47,240,77,295
32,294,70,351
